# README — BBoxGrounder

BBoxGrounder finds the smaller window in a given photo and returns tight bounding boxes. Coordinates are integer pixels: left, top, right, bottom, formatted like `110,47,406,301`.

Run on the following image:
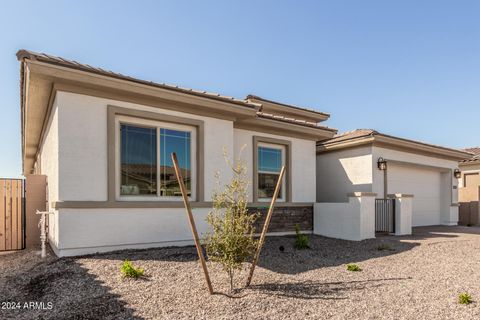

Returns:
160,128,192,197
257,145,285,200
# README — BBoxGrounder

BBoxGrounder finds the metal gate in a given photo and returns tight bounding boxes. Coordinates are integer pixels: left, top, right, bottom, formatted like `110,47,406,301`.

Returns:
0,179,25,251
375,198,395,233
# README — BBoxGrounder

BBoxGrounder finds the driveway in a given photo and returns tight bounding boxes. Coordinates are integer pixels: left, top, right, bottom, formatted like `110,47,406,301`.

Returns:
1,226,479,319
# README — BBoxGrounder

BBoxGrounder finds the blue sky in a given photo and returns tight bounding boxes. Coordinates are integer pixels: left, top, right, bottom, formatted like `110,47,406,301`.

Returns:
1,1,479,178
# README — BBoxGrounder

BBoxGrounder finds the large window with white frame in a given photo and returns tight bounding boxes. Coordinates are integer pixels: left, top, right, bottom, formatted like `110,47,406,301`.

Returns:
257,143,285,201
116,115,196,201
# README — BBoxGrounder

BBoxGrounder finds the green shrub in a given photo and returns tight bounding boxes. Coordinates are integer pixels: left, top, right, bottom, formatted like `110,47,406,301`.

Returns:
377,243,393,251
346,263,361,272
458,293,473,305
204,150,259,292
294,224,310,250
121,260,144,278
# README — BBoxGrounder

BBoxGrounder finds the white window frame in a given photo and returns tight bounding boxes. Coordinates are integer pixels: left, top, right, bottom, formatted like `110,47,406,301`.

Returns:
257,142,286,202
115,115,197,201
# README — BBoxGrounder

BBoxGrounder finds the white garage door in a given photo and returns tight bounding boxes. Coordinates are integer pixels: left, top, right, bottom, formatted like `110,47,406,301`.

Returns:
388,164,442,226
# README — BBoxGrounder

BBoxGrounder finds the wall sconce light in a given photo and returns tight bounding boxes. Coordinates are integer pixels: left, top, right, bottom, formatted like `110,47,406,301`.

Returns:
453,169,461,179
377,157,387,171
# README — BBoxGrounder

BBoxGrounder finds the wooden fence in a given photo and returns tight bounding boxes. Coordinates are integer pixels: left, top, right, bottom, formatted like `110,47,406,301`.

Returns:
0,179,25,251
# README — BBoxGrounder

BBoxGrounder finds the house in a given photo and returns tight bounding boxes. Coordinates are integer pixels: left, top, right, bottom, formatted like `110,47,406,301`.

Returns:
458,147,480,225
17,50,337,257
315,129,471,240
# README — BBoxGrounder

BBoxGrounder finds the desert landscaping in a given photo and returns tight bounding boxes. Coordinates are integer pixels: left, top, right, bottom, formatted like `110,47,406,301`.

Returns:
1,226,479,320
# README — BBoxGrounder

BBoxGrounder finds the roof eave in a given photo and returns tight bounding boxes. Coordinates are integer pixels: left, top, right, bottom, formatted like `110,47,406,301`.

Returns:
236,117,336,141
247,95,330,122
17,50,262,110
317,134,472,160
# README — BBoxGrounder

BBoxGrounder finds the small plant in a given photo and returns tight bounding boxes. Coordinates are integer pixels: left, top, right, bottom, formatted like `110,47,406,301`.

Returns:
294,224,310,250
204,149,259,292
377,243,393,251
346,263,361,272
458,293,473,305
121,260,144,278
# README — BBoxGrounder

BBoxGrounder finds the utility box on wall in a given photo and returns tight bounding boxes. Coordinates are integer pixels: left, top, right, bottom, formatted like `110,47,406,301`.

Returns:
25,175,47,248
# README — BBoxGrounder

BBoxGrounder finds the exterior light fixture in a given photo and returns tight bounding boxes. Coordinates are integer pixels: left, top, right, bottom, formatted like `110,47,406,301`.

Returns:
453,169,461,179
377,157,387,171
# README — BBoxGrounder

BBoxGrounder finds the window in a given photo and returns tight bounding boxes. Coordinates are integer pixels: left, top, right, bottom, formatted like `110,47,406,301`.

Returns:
464,172,480,188
159,129,191,197
117,116,195,200
257,144,285,200
121,124,157,195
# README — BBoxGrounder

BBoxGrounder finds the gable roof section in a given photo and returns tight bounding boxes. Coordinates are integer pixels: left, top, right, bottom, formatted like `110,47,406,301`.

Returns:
17,50,337,174
317,129,472,161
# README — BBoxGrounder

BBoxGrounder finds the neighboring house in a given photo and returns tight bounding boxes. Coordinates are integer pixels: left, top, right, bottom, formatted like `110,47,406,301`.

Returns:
315,129,470,239
17,50,337,257
458,147,480,225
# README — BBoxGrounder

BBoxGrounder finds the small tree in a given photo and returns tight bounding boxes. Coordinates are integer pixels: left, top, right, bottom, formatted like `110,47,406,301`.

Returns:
204,149,259,292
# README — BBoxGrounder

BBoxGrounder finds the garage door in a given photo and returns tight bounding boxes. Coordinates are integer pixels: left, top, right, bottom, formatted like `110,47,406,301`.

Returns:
388,164,442,226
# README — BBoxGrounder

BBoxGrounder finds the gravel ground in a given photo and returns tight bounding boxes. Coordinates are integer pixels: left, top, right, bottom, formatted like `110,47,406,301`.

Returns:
1,226,480,320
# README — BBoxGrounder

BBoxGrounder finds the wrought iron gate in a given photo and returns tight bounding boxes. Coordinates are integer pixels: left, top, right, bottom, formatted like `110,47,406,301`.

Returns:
375,198,395,233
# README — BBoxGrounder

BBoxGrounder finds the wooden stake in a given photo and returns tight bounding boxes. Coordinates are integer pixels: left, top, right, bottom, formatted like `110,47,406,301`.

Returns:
171,152,214,295
246,165,286,287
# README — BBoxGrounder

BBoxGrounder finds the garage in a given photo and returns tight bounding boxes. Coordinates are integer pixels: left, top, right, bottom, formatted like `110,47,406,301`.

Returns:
388,163,444,226
317,129,472,234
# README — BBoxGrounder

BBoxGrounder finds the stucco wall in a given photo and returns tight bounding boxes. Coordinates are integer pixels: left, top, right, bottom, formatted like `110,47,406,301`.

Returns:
234,128,316,203
458,163,480,199
55,91,233,201
39,101,59,207
316,146,373,203
37,91,317,256
52,207,211,256
371,146,459,199
313,194,376,241
37,100,60,246
373,146,459,226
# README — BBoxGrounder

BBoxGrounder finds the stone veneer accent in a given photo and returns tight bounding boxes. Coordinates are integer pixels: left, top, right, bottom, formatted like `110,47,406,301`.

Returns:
249,205,313,233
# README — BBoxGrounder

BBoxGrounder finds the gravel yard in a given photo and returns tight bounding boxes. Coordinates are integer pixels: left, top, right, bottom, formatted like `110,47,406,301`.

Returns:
1,226,480,320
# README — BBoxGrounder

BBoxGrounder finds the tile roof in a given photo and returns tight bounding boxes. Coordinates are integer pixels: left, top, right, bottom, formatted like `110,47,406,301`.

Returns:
16,49,260,109
247,94,330,117
460,147,480,163
318,129,377,144
256,112,336,132
17,50,336,131
318,129,472,157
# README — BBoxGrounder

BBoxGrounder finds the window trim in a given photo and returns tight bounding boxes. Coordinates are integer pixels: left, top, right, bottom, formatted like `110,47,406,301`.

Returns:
257,143,286,201
463,172,480,188
253,136,292,202
108,105,204,202
116,116,197,201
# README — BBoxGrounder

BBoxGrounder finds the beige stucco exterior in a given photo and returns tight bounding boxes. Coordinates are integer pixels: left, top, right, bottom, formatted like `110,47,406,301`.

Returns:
317,144,462,227
32,91,321,256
